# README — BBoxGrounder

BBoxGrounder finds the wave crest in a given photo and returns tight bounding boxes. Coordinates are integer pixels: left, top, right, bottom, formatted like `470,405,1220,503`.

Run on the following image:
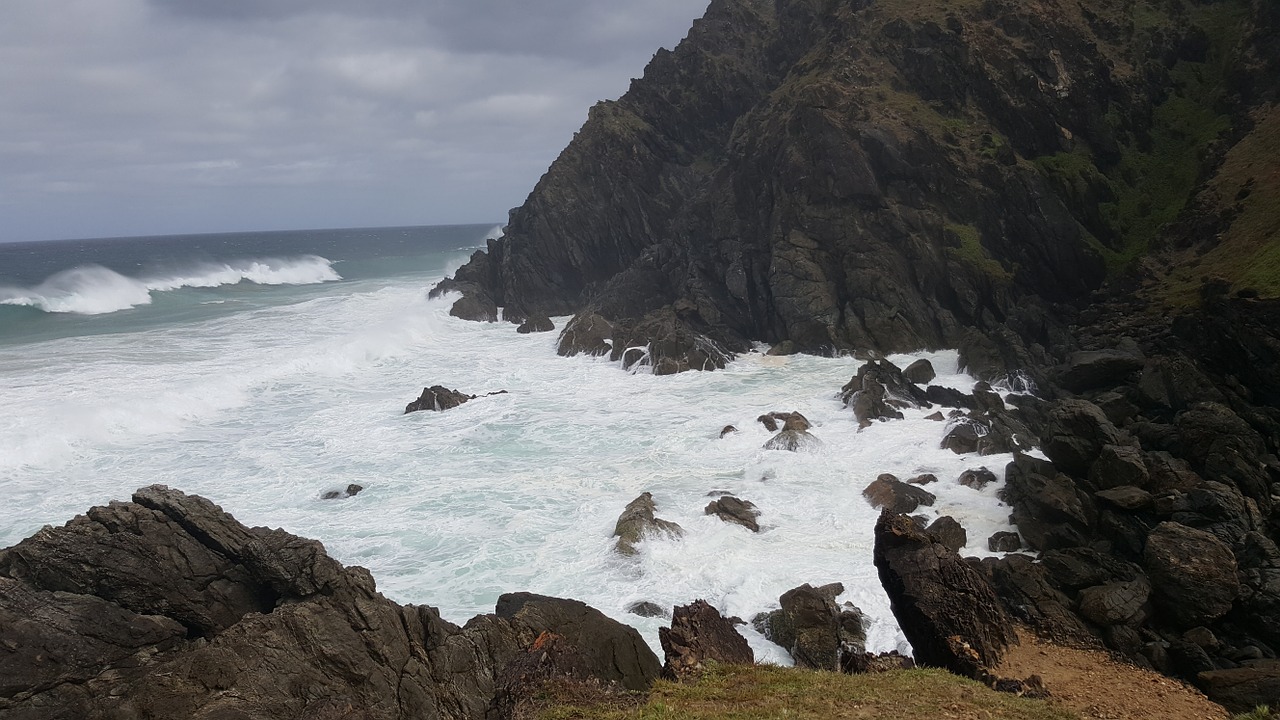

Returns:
0,256,341,315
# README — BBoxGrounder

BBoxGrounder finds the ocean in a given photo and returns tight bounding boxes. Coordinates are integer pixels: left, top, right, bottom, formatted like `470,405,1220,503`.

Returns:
0,224,1022,662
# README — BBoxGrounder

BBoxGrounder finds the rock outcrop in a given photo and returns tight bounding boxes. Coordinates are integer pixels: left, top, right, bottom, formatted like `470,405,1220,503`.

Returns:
612,492,684,556
752,582,866,671
0,486,660,719
659,600,753,680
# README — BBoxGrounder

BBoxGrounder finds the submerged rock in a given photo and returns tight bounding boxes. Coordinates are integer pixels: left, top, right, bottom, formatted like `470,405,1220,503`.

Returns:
704,496,761,532
405,385,475,413
516,314,555,334
320,483,364,500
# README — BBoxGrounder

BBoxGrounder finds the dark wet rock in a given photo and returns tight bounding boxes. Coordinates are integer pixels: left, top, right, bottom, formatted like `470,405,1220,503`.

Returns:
1039,548,1143,591
405,385,476,413
841,360,929,427
704,496,761,532
659,600,753,680
908,473,938,485
0,485,661,719
1197,666,1280,714
1000,453,1095,551
903,359,936,385
841,650,916,674
925,411,946,421
607,306,739,375
1041,399,1128,476
1058,349,1144,393
926,516,967,552
320,483,364,500
448,287,499,322
1146,451,1204,493
1137,355,1226,411
555,312,614,357
753,583,865,671
863,475,936,514
958,467,997,490
1144,522,1240,628
1175,402,1272,513
764,425,822,452
875,511,1016,678
925,385,976,410
1094,486,1153,510
613,492,684,556
942,412,1034,456
766,340,797,356
516,314,555,334
972,383,1006,414
987,531,1022,553
1093,390,1140,426
1076,578,1152,627
495,592,662,691
626,601,668,618
1088,443,1149,491
757,411,810,433
976,554,1095,645
719,425,738,437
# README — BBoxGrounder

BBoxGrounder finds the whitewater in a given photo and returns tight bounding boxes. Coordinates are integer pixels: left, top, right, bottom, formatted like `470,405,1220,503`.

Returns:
0,225,1024,662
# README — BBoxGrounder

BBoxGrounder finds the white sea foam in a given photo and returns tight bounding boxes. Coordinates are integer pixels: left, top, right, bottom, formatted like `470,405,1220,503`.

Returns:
0,269,1027,661
0,256,340,315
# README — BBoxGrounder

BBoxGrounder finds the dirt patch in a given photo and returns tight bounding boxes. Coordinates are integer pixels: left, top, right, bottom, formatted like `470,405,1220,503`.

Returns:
997,629,1229,720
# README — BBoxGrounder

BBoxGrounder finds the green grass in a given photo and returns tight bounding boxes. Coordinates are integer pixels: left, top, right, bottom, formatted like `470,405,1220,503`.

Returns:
527,664,1079,720
1231,706,1275,720
945,223,1015,283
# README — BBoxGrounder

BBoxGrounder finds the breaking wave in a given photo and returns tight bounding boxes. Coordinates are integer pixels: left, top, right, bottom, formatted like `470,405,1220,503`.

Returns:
0,256,340,315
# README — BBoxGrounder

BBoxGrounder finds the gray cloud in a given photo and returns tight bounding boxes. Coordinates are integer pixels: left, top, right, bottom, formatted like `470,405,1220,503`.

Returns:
0,0,706,242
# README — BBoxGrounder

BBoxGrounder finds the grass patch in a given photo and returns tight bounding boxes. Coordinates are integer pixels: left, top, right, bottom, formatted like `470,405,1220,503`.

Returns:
945,223,1015,283
529,664,1079,720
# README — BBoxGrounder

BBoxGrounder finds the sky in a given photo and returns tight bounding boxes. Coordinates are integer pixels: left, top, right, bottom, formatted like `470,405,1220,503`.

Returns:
0,0,709,243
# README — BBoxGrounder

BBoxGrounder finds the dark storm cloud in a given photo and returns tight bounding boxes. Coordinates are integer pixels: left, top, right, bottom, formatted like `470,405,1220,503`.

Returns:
0,0,707,242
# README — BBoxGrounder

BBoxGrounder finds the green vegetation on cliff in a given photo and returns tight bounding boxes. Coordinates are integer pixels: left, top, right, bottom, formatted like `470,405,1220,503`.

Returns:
528,664,1077,720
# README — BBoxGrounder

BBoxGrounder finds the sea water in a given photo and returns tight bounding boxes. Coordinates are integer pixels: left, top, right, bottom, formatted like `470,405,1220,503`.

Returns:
0,224,1024,662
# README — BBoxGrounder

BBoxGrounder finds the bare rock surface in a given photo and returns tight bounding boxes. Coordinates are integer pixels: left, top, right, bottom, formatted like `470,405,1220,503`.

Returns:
659,600,753,680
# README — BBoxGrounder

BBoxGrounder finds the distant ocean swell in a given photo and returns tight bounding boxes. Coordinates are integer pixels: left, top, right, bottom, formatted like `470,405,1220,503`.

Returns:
0,255,341,315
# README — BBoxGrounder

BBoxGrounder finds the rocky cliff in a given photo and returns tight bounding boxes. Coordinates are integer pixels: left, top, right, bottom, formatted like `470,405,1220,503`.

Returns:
435,0,1277,379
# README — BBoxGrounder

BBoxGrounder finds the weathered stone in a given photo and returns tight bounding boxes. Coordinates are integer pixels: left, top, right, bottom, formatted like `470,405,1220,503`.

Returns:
757,411,810,433
764,428,822,452
1197,666,1280,714
1077,578,1151,626
908,473,938,485
1094,486,1153,510
902,359,936,384
556,313,614,357
1144,522,1240,628
1000,453,1095,550
874,511,1016,678
988,532,1022,553
626,601,668,618
612,492,683,556
1089,444,1150,490
405,385,475,413
1059,349,1144,392
659,600,753,680
1041,399,1127,476
958,467,997,490
863,475,936,514
719,425,737,437
926,516,967,552
704,496,761,532
516,314,555,333
753,583,865,671
977,554,1095,645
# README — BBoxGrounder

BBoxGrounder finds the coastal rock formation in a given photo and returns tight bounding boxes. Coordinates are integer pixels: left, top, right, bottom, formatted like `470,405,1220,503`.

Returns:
612,492,684,556
752,582,867,671
659,600,753,680
704,495,761,532
405,385,475,413
863,474,936,515
874,510,1016,679
0,486,660,719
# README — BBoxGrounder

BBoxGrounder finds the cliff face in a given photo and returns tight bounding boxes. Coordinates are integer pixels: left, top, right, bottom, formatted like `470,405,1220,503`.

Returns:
436,0,1276,377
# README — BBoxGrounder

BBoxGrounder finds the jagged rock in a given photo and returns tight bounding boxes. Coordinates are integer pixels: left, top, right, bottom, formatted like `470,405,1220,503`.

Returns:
448,287,499,322
987,532,1022,553
1039,548,1143,591
902,359,936,384
752,583,865,671
941,412,1034,456
659,600,753,680
515,315,555,334
490,631,594,718
612,492,683,556
1176,402,1273,513
1094,486,1153,510
495,593,662,691
863,475,936,514
1076,578,1152,626
976,554,1094,645
925,385,976,410
626,601,668,618
874,511,1017,678
405,385,476,413
1137,355,1226,411
757,411,810,433
926,516,967,552
1144,522,1240,628
0,486,660,719
1146,451,1205,493
1058,348,1144,393
958,467,997,490
1197,666,1280,714
841,360,929,427
1000,453,1095,551
556,313,614,357
1088,443,1149,490
1041,399,1128,476
607,307,738,375
1093,390,1140,426
320,483,364,500
704,496,761,532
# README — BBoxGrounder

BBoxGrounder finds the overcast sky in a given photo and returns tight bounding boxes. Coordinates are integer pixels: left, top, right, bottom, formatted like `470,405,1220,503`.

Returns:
0,0,709,243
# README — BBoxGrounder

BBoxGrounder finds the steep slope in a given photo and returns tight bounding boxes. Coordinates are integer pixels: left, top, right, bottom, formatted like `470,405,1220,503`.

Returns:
436,0,1273,378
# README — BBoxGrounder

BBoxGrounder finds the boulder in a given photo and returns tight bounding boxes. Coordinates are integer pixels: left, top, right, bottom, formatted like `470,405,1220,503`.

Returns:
495,593,662,691
1076,578,1152,626
704,496,761,532
607,307,737,374
320,483,364,500
515,315,555,334
874,511,1017,678
719,425,738,437
1198,666,1280,714
626,601,667,618
1176,402,1272,512
840,651,916,674
987,531,1022,553
926,516,967,552
942,413,1034,456
908,473,938,485
1041,399,1127,476
925,385,976,410
405,385,475,413
863,474,936,514
1094,486,1153,510
1137,355,1226,411
1058,349,1144,393
841,360,929,426
659,600,753,680
753,583,866,671
757,411,810,433
556,313,614,357
902,359,937,384
958,467,997,490
975,554,1095,645
764,427,822,452
612,492,684,556
1000,453,1095,550
449,289,499,322
1088,444,1149,490
1144,522,1240,628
